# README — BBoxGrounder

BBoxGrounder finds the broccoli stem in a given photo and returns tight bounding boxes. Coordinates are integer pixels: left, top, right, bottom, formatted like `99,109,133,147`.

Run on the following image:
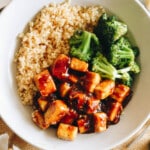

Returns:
116,67,131,78
79,32,91,55
92,53,134,86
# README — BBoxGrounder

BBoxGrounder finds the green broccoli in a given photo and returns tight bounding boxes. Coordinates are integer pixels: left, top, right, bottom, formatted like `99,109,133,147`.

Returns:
94,13,128,47
132,46,140,57
69,30,101,62
107,37,140,73
92,52,118,80
117,69,133,87
91,52,134,87
107,37,134,68
130,62,140,73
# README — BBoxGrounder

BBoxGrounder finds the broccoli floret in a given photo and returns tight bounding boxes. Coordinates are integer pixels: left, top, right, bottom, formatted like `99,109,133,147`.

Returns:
132,46,140,57
69,30,101,62
108,37,134,68
117,69,133,87
94,13,127,47
120,72,133,87
91,53,134,87
130,62,140,73
107,37,140,73
92,52,118,80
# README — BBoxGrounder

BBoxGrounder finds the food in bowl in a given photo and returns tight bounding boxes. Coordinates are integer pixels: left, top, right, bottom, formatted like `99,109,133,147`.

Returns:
15,1,140,141
15,1,104,105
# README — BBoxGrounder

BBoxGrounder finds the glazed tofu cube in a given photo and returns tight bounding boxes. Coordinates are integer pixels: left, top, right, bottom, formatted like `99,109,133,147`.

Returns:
69,91,86,112
111,84,130,103
32,110,49,129
68,74,78,83
70,57,88,72
51,54,70,80
93,112,107,132
69,90,85,100
60,109,78,125
86,98,100,114
34,70,56,97
94,80,115,99
44,100,69,125
59,82,71,97
77,115,91,133
57,123,78,141
38,97,48,112
76,97,87,112
107,101,123,124
84,71,101,93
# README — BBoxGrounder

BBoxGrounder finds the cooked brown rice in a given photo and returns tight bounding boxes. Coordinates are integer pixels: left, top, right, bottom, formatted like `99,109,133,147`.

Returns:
15,1,104,105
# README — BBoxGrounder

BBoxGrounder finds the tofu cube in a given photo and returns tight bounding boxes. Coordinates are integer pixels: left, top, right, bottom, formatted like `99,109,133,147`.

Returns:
51,54,70,80
70,57,88,72
44,100,69,125
57,123,78,141
68,74,78,83
111,84,130,103
32,110,49,129
94,80,115,99
84,71,101,93
107,101,123,124
69,91,86,112
59,82,71,97
38,97,48,112
77,115,91,133
34,70,56,97
93,112,107,132
60,109,78,125
86,98,100,114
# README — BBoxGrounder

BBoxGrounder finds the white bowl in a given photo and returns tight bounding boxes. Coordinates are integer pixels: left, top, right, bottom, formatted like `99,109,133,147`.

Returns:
0,0,11,9
0,0,150,149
